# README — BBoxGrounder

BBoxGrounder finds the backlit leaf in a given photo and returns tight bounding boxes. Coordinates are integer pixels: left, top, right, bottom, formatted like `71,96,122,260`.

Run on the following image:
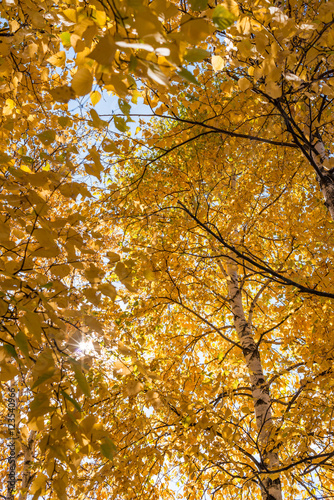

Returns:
212,55,225,72
100,436,117,460
90,90,101,105
72,363,91,397
71,68,93,96
212,5,236,30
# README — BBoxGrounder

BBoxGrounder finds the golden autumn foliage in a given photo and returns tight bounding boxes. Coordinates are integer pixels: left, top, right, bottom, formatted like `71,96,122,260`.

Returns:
1,1,334,500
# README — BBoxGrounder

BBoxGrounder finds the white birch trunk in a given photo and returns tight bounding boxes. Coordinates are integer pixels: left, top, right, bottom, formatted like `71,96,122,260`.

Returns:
18,430,36,500
225,259,282,500
223,170,282,499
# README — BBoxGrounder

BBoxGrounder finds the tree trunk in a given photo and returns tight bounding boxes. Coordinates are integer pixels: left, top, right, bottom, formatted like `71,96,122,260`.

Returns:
312,140,334,222
225,259,282,500
320,173,334,221
18,430,36,500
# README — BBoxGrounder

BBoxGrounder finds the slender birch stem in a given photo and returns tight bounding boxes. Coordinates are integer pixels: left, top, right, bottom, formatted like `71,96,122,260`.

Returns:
223,172,282,499
18,430,36,500
225,259,282,500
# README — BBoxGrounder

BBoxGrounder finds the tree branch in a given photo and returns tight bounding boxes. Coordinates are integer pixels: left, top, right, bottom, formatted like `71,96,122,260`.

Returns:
177,202,334,299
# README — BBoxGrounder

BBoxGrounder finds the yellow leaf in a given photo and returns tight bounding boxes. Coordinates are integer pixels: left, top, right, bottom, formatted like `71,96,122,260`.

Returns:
63,8,77,22
144,269,157,281
238,77,252,91
0,222,10,242
83,287,101,306
59,182,80,199
9,20,20,31
224,0,239,17
90,90,101,105
21,165,32,173
71,68,93,96
98,283,116,300
32,246,60,258
89,35,116,65
212,55,225,72
49,85,75,103
93,9,107,26
84,314,104,333
3,98,15,115
0,298,8,316
147,68,169,87
181,17,213,44
145,390,162,409
22,312,43,342
265,81,282,98
113,360,131,377
5,98,15,109
118,342,134,356
0,363,19,381
237,16,251,34
115,262,129,280
89,108,108,129
107,251,120,263
33,228,55,247
51,264,71,278
125,380,144,396
121,278,137,293
47,51,66,67
84,263,104,283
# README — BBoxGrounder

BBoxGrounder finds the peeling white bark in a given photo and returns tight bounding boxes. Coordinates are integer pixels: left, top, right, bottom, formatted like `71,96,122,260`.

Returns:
226,258,282,500
18,430,36,500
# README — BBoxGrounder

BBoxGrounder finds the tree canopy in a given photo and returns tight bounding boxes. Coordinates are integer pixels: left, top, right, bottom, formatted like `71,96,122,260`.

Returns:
1,1,334,500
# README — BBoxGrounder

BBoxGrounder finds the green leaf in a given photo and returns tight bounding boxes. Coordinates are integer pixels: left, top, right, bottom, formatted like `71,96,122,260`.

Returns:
100,436,117,460
15,331,29,358
114,116,129,133
184,48,210,63
190,0,208,11
60,31,71,48
73,364,91,397
212,5,236,30
118,99,131,116
177,68,199,85
58,116,72,127
21,155,34,164
32,369,55,389
4,344,18,360
60,390,82,412
38,130,56,146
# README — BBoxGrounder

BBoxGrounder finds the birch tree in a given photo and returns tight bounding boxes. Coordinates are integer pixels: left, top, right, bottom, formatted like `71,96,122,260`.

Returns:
1,0,334,499
104,112,334,499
